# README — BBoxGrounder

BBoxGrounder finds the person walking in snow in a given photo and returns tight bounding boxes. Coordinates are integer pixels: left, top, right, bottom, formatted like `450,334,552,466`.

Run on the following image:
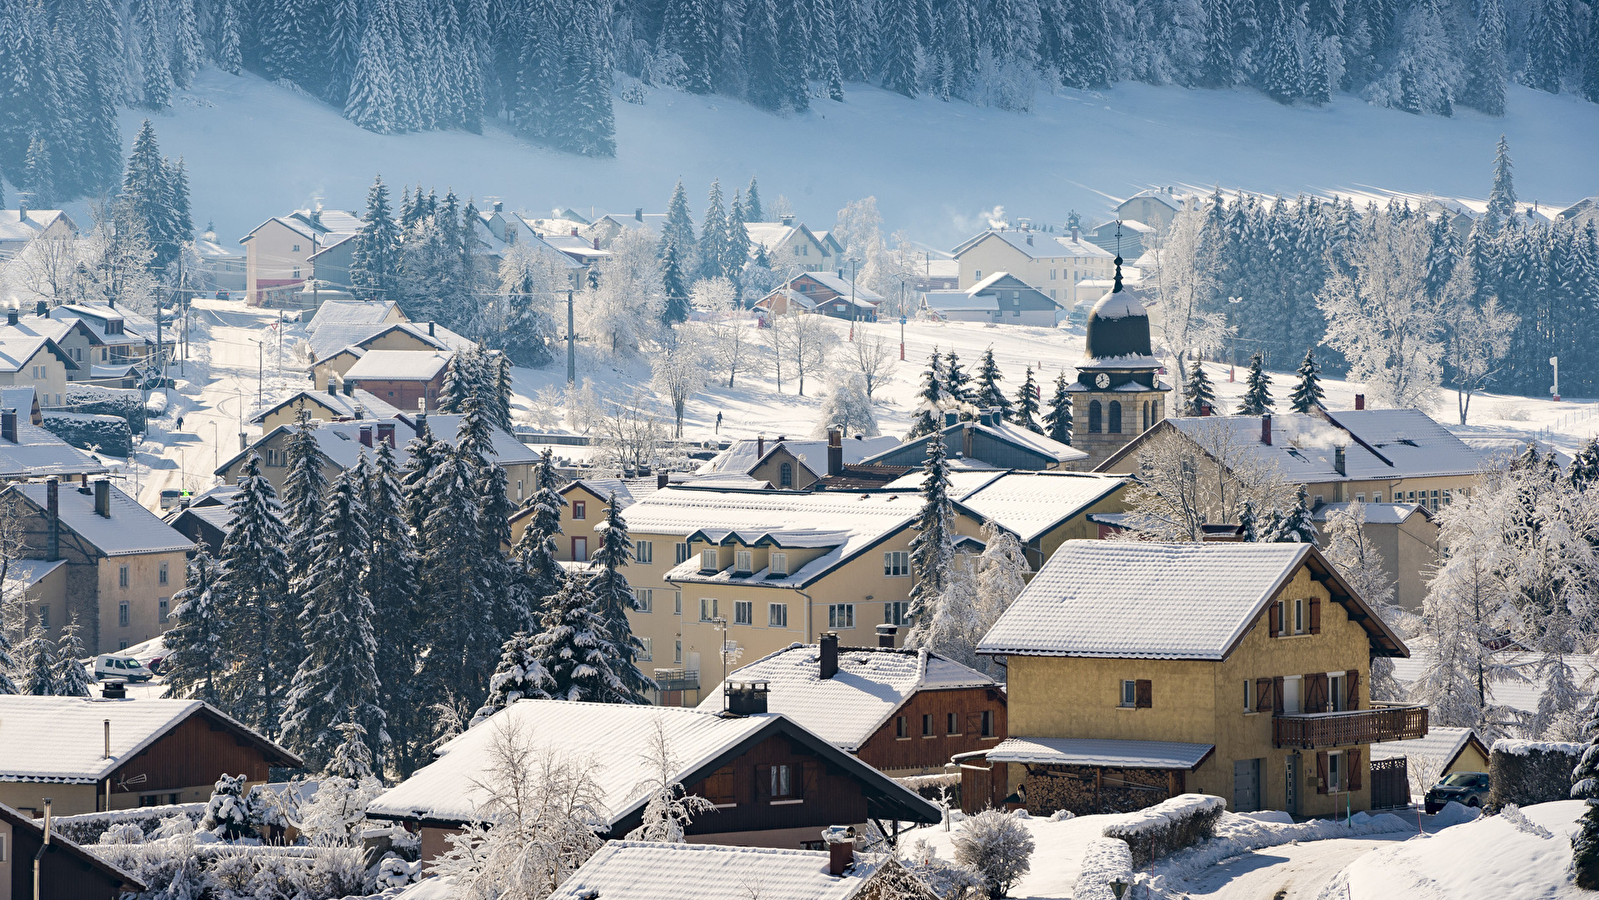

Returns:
715,412,722,433
175,416,184,431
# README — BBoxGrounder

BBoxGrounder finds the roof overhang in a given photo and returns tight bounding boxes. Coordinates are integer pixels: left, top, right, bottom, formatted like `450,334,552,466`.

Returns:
984,736,1215,770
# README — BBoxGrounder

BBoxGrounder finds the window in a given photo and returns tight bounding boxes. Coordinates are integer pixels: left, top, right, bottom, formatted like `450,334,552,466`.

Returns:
1050,268,1057,280
769,603,788,627
885,601,909,626
769,764,794,799
770,552,788,576
140,795,160,808
675,542,690,564
1373,492,1383,503
1121,680,1137,707
974,270,982,279
1294,598,1305,634
636,540,653,564
636,588,653,612
734,600,753,625
1326,751,1343,792
735,550,753,573
1314,494,1324,506
701,549,718,571
1120,679,1152,708
292,267,301,278
779,462,794,488
1329,672,1348,712
292,243,301,252
1088,400,1102,433
572,536,589,561
159,598,169,622
1355,493,1365,503
159,562,169,585
0,831,6,863
573,501,587,520
896,716,908,738
1108,400,1122,434
638,637,653,661
1283,676,1302,714
700,598,718,621
828,603,855,629
118,601,129,627
1243,679,1254,712
947,712,960,735
38,604,49,631
119,565,129,588
674,591,682,615
981,710,995,737
884,551,910,576
922,713,935,736
118,640,127,650
675,640,682,663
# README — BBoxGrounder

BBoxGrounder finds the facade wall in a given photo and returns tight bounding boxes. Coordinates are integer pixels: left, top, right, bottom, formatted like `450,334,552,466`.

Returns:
0,784,98,818
96,550,188,653
855,687,1006,776
0,344,70,408
954,235,1113,306
245,221,314,305
677,733,869,840
749,449,820,490
0,816,9,900
1071,389,1169,470
4,813,128,899
347,375,443,412
312,350,364,390
1448,742,1490,776
949,488,1128,572
17,564,67,642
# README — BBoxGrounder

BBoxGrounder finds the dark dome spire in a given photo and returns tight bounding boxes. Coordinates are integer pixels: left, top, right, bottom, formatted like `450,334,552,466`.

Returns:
1083,290,1153,363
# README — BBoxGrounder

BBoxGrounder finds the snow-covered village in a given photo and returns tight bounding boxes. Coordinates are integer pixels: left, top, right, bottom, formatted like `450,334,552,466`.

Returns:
4,2,1599,899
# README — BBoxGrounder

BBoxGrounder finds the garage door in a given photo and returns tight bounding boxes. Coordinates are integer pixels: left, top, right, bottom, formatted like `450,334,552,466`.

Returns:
1233,758,1261,812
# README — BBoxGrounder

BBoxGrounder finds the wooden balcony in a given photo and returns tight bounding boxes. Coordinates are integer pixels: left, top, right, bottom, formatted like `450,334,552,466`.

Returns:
1273,704,1428,749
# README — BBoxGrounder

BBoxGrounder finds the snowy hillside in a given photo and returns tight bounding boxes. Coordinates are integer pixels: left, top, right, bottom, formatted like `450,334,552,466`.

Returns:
118,67,1599,249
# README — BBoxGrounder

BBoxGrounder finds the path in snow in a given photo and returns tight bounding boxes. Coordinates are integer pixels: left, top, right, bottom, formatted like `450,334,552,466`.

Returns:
1171,834,1411,900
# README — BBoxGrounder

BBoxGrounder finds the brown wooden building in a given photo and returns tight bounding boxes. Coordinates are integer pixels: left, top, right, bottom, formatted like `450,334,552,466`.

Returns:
0,696,302,817
367,699,940,860
1,801,145,900
699,631,1007,776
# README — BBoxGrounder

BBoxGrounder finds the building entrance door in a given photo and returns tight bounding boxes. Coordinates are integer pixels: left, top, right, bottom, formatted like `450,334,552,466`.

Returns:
1285,753,1300,815
1233,758,1261,812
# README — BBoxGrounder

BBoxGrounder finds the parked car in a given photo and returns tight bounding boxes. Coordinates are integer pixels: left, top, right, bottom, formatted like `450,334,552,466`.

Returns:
159,489,183,510
1424,771,1491,813
94,654,154,683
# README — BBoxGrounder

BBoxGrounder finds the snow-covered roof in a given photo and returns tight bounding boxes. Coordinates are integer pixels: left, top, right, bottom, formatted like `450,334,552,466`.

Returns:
746,222,810,253
6,481,193,556
0,696,296,783
698,645,996,751
307,321,473,362
306,299,402,334
952,230,1115,261
0,419,109,479
0,208,71,244
549,841,884,900
4,558,65,588
344,349,452,382
799,271,885,303
973,419,1087,464
194,237,242,259
53,305,151,347
1369,726,1484,769
369,699,939,828
984,736,1214,770
1090,291,1147,321
948,471,1128,543
0,329,72,375
0,801,146,890
249,388,401,425
219,413,538,477
696,436,901,477
1325,408,1489,479
978,540,1408,660
1392,651,1599,719
1309,502,1431,526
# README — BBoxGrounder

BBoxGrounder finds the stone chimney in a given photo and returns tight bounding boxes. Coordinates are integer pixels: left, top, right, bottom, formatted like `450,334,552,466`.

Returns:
343,379,353,397
819,632,839,679
94,478,111,518
46,476,59,561
1354,394,1365,410
827,427,843,476
876,624,897,648
1071,224,1080,242
0,408,15,443
1261,414,1272,446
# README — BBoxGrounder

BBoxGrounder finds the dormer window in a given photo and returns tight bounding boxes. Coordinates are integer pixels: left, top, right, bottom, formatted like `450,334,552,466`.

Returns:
770,552,788,576
701,549,718,572
735,550,753,573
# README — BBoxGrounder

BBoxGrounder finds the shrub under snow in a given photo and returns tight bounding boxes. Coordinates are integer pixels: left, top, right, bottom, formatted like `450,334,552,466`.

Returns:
1101,793,1225,867
1488,739,1583,811
1073,838,1134,900
951,809,1035,899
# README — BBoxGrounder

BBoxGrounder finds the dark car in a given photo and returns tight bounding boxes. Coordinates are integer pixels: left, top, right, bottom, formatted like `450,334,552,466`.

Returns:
1424,771,1491,813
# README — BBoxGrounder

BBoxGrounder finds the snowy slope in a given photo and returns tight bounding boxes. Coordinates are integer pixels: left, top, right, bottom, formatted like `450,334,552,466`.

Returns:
116,68,1599,251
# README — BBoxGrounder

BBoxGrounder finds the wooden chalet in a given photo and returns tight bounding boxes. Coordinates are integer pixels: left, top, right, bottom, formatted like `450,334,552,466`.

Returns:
0,801,144,900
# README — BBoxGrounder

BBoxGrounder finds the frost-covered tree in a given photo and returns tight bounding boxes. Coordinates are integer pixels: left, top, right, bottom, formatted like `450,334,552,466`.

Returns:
585,228,664,357
292,722,385,845
163,545,226,706
846,332,898,399
1042,372,1072,443
470,632,553,727
1288,348,1324,412
1120,420,1294,541
1484,135,1517,233
588,496,654,704
814,371,880,438
1459,0,1506,115
626,721,715,841
1323,502,1406,699
951,808,1035,898
19,627,57,695
1011,367,1043,432
944,349,976,409
908,349,951,439
1443,268,1516,425
975,347,1012,415
351,175,403,302
364,443,422,773
531,571,624,702
1572,696,1599,889
214,453,292,737
1182,358,1215,415
906,435,956,630
281,409,327,601
1265,487,1318,544
514,450,567,613
54,614,92,698
1236,353,1274,415
651,327,710,437
701,279,752,387
769,311,837,396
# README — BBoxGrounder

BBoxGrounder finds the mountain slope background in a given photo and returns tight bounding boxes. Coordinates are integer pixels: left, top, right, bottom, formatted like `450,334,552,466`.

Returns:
125,67,1599,247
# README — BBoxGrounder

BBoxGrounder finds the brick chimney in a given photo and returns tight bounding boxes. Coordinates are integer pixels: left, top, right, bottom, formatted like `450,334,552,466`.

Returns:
757,435,765,458
1354,394,1365,410
571,226,579,236
377,422,396,447
658,471,669,489
824,826,856,876
819,632,839,679
94,478,111,517
359,425,373,448
46,476,59,561
0,408,15,443
1261,414,1272,446
876,624,897,648
827,427,843,476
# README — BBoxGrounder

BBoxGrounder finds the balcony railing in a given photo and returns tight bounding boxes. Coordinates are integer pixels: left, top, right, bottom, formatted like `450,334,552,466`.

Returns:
1273,705,1428,749
653,667,700,692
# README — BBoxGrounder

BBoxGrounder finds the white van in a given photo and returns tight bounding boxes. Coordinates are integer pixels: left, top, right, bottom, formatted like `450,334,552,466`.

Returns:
94,655,154,683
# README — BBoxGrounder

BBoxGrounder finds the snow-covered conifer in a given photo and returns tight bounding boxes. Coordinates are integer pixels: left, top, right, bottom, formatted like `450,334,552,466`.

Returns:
975,347,1012,415
1265,487,1318,544
1484,135,1516,232
1238,500,1260,542
1289,347,1324,412
944,349,975,409
363,442,422,773
700,180,731,280
1182,358,1215,415
660,180,696,324
1042,372,1072,443
351,175,403,302
54,614,92,698
1459,0,1506,115
906,434,956,628
470,632,553,727
1236,352,1274,415
744,177,764,223
1011,367,1042,432
876,0,920,97
1571,696,1599,888
417,446,499,728
908,349,949,439
532,571,624,702
346,0,404,134
20,628,57,695
588,495,654,704
514,449,567,612
162,545,226,706
214,453,292,737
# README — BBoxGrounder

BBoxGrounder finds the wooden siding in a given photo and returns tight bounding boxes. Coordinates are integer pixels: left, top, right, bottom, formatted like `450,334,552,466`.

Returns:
107,712,276,800
664,734,869,838
7,822,132,900
856,687,1006,774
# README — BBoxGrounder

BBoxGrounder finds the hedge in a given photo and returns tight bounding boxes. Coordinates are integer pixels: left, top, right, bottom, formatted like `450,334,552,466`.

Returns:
41,411,132,457
63,384,146,433
1487,739,1583,811
1101,793,1226,868
1073,838,1135,900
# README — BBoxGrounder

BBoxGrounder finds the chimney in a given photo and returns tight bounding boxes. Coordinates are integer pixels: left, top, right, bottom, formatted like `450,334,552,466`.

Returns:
824,826,856,876
493,200,504,213
94,478,111,517
1334,445,1346,477
635,207,644,222
1354,394,1365,410
377,422,396,447
46,477,59,561
1026,233,1033,246
819,632,839,679
328,378,338,396
781,214,795,226
571,226,579,236
428,322,436,337
757,435,765,458
876,624,898,648
658,471,669,489
724,681,770,715
354,403,364,420
344,379,354,397
944,410,959,427
102,680,125,699
1200,403,1212,417
35,300,47,317
414,409,428,436
0,408,15,443
5,307,16,326
1261,414,1272,446
827,427,843,476
964,424,975,460
359,425,373,448
1071,225,1080,242
593,237,600,250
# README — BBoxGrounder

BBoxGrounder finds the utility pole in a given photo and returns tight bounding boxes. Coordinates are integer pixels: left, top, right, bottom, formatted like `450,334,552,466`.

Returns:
257,340,264,409
567,289,576,385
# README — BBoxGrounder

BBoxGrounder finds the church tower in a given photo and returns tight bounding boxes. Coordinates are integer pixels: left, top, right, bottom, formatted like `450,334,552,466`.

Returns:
1067,253,1170,469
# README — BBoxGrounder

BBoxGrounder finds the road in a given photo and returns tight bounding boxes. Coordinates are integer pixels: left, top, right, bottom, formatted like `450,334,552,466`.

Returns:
1171,834,1413,900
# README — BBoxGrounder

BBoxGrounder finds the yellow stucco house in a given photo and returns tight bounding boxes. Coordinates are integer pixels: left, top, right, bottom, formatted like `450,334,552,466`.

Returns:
969,540,1421,818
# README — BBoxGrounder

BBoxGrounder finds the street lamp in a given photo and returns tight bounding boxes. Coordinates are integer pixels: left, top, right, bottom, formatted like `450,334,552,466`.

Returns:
899,315,908,361
847,257,861,341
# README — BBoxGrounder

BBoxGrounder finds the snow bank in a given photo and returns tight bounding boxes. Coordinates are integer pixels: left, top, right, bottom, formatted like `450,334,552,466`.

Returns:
1340,799,1584,899
1073,838,1134,900
1489,740,1583,810
1101,793,1226,866
1148,808,1413,896
1430,800,1481,828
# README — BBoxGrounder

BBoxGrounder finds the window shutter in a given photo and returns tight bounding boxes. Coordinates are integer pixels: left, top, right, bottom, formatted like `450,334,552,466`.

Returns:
1272,676,1284,714
1347,749,1362,791
1304,673,1328,713
1316,751,1329,795
1309,598,1322,634
1268,602,1281,637
756,766,772,801
1255,678,1273,713
1135,679,1153,709
802,761,821,799
1346,669,1360,710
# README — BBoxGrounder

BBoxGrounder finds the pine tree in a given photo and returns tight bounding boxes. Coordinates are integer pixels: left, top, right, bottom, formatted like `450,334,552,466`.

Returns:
1523,3,1564,94
943,349,974,408
1239,500,1260,541
1266,487,1319,544
122,120,181,268
170,0,203,89
417,445,499,729
1042,371,1073,444
1260,8,1303,104
281,468,386,772
401,418,440,535
214,453,292,737
908,349,949,439
773,0,811,111
1459,0,1506,115
281,411,328,637
975,347,1012,415
588,496,654,703
20,628,57,695
162,545,227,706
666,0,715,93
22,135,53,206
470,631,553,726
877,0,920,97
514,449,567,611
745,176,764,222
1182,358,1215,415
1569,439,1599,492
727,189,752,292
1289,347,1325,412
743,0,787,110
215,0,243,74
346,0,404,134
0,590,16,692
532,571,625,702
364,442,422,773
135,0,174,109
700,179,731,280
1485,135,1516,232
54,615,91,698
1012,367,1043,433
907,434,956,625
458,379,527,639
558,17,616,157
1584,9,1599,103
1237,353,1274,415
352,175,403,301
1572,695,1599,889
326,0,360,103
660,180,696,323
